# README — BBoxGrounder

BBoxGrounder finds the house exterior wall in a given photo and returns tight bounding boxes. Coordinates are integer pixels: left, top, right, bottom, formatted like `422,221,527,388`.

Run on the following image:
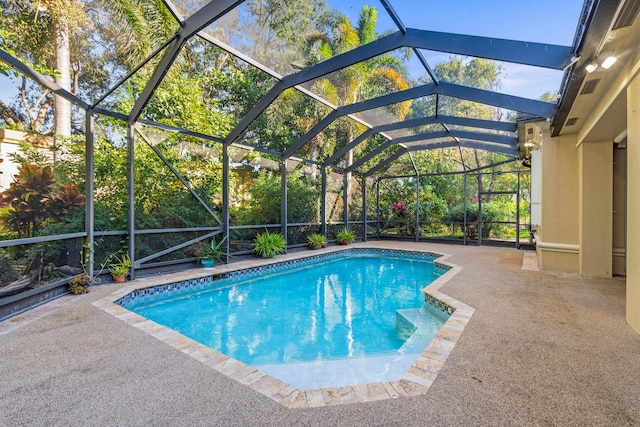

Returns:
627,72,640,333
535,129,580,272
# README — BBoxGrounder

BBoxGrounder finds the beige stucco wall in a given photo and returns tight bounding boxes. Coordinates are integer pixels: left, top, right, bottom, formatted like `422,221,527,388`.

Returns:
578,141,613,277
627,72,640,333
612,146,626,276
536,130,580,272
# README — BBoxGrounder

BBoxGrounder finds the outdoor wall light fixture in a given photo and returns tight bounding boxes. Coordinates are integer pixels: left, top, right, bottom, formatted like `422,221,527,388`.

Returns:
586,56,617,73
601,56,617,69
585,63,598,73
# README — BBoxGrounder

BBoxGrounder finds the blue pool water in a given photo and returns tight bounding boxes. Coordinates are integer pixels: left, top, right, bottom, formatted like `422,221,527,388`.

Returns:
125,252,449,388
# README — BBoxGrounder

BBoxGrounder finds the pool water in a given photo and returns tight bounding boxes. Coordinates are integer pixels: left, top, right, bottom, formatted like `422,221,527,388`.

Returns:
126,253,449,388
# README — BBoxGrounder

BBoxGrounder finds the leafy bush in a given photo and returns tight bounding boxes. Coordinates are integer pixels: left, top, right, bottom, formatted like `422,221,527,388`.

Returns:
253,230,286,258
335,228,356,244
447,203,501,239
307,233,327,249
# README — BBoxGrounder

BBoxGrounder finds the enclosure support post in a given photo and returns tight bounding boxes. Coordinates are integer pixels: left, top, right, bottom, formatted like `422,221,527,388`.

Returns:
85,110,95,278
415,175,421,242
222,144,230,263
516,171,521,249
127,125,136,279
376,178,381,239
463,172,468,246
281,161,288,252
343,173,349,230
362,176,367,242
321,167,327,236
477,173,483,246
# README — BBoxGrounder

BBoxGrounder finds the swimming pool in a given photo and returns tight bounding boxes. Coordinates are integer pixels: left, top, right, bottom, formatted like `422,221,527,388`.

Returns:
119,248,452,389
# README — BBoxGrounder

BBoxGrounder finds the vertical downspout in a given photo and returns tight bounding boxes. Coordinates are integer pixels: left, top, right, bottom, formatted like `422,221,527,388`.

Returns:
127,125,136,279
85,110,95,278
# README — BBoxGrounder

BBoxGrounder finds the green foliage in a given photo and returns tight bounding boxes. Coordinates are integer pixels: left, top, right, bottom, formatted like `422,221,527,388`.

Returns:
253,230,286,258
234,169,319,226
307,233,327,249
447,203,501,239
69,274,90,295
195,235,228,262
335,227,355,244
108,252,132,277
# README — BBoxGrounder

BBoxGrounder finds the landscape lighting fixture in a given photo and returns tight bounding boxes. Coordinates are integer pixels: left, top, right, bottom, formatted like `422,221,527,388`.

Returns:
601,56,617,69
585,63,598,73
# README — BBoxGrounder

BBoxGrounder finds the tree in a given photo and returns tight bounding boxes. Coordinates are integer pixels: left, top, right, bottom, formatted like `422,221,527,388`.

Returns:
301,6,410,208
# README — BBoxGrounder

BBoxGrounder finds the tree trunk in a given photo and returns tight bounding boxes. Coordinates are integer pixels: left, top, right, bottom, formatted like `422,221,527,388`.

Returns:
0,99,19,126
54,15,71,138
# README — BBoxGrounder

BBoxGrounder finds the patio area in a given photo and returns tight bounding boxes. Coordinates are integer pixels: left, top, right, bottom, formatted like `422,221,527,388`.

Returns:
1,242,638,426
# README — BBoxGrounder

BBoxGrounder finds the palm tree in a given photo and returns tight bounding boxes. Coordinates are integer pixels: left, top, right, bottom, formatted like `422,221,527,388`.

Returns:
303,5,410,203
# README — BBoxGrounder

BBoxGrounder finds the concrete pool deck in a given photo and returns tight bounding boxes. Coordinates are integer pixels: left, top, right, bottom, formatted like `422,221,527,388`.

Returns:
1,242,639,425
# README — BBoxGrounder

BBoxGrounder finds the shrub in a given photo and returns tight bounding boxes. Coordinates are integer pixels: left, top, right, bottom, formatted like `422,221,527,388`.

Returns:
307,233,327,249
253,230,286,258
447,203,501,239
335,228,356,244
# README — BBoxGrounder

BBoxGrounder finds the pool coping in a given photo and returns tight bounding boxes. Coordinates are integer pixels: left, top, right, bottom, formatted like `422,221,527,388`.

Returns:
92,245,474,408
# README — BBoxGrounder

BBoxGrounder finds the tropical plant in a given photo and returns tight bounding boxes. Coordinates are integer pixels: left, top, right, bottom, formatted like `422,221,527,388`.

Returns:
253,230,286,258
108,252,132,277
195,235,228,262
335,227,355,244
307,233,327,249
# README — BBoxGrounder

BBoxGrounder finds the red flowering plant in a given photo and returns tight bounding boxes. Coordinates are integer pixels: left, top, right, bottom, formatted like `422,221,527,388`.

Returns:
391,200,406,217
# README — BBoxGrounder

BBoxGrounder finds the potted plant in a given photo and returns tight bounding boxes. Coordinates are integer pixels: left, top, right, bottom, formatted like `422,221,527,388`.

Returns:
307,233,327,250
196,235,228,268
335,227,356,245
253,230,286,258
109,252,132,283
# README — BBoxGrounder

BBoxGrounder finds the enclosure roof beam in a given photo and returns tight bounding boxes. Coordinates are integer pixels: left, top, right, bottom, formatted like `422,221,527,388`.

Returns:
407,139,519,156
392,130,450,145
445,129,517,145
404,28,574,70
224,82,285,145
435,81,557,118
373,114,516,134
437,115,517,132
224,25,569,148
287,79,531,162
373,115,437,133
346,141,395,173
0,49,88,109
323,129,374,166
283,28,572,91
280,111,339,158
405,140,458,152
455,139,520,156
282,83,436,159
128,0,246,124
364,150,408,176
